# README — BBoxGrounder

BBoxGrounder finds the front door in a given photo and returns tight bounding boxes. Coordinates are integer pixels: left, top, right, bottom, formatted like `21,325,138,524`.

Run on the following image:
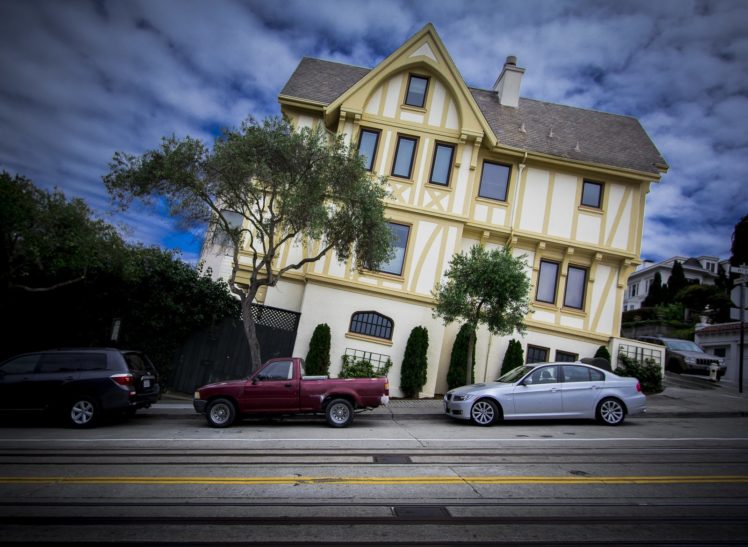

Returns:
512,365,563,418
241,360,299,413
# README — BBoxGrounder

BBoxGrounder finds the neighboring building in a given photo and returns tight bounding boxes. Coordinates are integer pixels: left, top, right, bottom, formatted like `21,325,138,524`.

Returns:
623,256,726,311
695,322,747,387
202,24,668,396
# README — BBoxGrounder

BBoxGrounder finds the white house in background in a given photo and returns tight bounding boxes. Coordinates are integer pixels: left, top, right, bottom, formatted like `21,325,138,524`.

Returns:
623,256,726,311
201,24,668,396
695,322,747,387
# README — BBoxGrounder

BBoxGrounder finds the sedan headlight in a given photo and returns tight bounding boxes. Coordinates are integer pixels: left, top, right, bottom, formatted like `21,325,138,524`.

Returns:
194,391,201,400
684,356,696,364
452,393,475,402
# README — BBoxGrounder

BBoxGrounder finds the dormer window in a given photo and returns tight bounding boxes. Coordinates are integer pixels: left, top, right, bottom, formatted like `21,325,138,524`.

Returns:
404,74,429,108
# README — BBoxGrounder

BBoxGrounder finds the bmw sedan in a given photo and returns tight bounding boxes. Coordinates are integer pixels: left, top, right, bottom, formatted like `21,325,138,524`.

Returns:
444,362,646,426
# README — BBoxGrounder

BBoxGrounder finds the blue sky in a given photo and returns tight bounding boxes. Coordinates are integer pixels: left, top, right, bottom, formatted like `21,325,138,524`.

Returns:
1,0,746,265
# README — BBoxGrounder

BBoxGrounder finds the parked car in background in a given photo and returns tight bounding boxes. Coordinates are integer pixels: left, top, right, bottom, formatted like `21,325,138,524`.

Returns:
444,362,646,426
637,336,726,376
0,348,160,428
193,357,389,428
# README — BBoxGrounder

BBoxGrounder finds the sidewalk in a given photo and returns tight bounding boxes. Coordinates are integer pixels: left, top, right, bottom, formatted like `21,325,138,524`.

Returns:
152,373,748,419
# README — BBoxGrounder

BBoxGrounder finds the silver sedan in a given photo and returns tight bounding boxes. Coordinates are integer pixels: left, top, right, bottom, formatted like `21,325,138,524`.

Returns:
444,362,646,426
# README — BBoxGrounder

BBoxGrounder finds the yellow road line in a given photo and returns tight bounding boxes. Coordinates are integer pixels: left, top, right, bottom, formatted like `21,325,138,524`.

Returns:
0,475,747,486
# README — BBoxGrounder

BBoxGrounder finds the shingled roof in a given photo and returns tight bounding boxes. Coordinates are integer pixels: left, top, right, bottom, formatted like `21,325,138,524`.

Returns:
280,57,667,176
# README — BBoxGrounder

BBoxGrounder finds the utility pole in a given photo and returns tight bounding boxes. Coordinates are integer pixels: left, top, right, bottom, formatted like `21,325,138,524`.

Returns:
730,265,748,394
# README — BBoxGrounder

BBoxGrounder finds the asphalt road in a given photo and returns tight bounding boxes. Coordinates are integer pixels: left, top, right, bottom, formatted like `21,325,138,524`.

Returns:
0,411,747,545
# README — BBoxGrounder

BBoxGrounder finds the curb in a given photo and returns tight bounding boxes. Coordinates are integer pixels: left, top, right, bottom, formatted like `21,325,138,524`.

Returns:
141,407,748,420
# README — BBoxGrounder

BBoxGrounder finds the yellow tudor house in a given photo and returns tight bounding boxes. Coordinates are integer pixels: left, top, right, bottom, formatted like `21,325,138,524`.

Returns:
205,24,668,397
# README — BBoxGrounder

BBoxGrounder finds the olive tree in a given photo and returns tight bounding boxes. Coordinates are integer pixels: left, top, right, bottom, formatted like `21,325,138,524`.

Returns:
104,117,393,371
433,244,531,385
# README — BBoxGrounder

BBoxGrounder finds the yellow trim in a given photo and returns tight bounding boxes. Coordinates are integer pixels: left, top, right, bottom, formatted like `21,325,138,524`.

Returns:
345,332,394,347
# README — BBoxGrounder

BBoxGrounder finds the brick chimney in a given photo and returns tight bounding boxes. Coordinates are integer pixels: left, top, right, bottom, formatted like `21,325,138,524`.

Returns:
492,55,525,108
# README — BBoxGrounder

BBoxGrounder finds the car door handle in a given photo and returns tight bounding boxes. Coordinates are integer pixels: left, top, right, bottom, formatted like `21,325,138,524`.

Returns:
284,383,293,388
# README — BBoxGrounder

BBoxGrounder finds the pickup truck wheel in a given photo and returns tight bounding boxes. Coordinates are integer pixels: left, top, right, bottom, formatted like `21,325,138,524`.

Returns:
326,399,353,428
206,398,236,428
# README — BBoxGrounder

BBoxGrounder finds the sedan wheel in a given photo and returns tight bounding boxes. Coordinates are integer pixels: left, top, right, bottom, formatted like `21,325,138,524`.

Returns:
470,399,499,426
597,398,625,426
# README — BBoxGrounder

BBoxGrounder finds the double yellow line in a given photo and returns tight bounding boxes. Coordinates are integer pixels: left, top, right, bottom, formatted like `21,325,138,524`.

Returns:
0,475,747,485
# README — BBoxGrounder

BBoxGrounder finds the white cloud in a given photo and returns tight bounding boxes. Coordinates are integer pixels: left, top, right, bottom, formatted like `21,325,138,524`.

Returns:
0,0,746,265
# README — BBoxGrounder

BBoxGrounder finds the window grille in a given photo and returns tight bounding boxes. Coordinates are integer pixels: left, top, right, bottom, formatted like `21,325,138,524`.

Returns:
349,311,393,340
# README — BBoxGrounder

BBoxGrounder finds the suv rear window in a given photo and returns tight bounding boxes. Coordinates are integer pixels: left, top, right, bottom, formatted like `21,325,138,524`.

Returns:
124,352,154,374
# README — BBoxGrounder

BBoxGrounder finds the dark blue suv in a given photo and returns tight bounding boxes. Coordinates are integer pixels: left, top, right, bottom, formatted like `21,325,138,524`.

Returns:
0,348,160,427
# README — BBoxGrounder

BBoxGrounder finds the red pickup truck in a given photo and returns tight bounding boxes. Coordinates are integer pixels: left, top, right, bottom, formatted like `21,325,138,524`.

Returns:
193,357,390,428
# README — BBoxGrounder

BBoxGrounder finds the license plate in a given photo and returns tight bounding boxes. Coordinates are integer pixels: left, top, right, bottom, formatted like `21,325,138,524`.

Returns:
143,379,151,388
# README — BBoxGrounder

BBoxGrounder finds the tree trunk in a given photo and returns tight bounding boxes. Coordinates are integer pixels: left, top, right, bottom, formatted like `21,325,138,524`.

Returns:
465,330,475,385
241,288,263,372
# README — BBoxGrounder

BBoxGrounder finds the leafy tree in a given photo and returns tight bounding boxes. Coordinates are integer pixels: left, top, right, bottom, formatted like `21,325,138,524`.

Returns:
400,326,429,397
0,173,240,379
643,271,665,307
0,171,123,292
112,246,241,381
305,323,331,376
104,117,393,371
433,244,531,385
677,284,731,323
667,260,688,301
446,323,476,390
730,214,748,268
500,339,524,376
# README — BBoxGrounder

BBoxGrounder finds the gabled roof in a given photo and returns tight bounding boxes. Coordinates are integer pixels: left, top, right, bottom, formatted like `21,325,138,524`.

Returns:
279,58,370,105
470,89,667,175
279,58,668,176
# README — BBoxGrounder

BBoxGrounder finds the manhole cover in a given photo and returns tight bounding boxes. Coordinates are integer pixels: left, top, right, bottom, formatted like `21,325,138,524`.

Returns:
393,506,451,519
373,455,412,464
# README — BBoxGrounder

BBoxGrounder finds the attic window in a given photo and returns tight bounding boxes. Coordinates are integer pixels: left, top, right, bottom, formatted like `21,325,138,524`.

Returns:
581,180,603,209
404,74,429,108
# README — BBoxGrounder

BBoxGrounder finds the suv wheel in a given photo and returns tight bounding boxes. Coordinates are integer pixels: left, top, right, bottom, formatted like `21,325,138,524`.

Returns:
67,396,99,428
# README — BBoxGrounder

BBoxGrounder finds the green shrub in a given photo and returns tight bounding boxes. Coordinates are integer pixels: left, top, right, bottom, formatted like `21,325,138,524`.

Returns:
500,339,524,377
616,353,663,394
400,326,429,397
447,324,475,389
340,355,392,378
305,323,331,376
594,345,611,362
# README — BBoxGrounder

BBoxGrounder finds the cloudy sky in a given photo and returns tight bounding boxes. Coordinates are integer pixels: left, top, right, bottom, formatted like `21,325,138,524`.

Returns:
1,0,746,265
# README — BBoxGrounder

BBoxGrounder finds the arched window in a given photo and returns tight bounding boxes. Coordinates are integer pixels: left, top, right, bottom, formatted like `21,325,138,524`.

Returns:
349,311,394,340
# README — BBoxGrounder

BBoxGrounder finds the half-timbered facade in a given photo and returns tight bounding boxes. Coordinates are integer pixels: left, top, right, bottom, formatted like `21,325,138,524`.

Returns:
203,24,668,396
